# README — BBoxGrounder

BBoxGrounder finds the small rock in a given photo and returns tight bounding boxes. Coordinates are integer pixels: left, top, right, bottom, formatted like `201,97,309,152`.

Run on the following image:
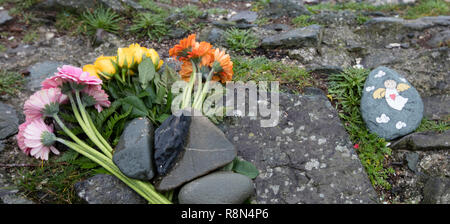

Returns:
229,11,258,23
113,117,156,180
154,112,191,175
178,171,254,204
155,115,236,191
405,152,419,172
74,174,146,204
261,25,323,49
27,61,65,91
0,10,12,25
391,130,450,151
361,66,424,140
0,102,19,140
422,177,450,204
198,27,225,45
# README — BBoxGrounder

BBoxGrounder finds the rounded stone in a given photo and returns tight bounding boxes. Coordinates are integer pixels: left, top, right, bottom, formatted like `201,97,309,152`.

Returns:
178,171,254,204
361,66,424,140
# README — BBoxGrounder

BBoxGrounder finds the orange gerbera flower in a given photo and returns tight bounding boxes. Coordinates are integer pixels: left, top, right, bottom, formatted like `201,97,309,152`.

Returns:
212,48,233,83
189,41,214,65
169,34,197,61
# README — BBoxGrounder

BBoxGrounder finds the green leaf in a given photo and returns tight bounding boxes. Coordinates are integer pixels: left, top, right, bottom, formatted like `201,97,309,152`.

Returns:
104,107,133,139
121,95,149,118
94,100,122,127
233,159,259,179
138,57,156,90
156,113,170,123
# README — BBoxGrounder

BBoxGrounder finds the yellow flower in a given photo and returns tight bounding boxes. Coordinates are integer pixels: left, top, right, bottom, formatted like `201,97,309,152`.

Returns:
144,48,163,71
94,56,117,79
83,64,100,78
129,43,147,64
117,47,135,68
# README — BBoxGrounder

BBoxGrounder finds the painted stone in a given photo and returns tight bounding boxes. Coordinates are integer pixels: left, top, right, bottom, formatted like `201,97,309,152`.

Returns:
361,66,424,140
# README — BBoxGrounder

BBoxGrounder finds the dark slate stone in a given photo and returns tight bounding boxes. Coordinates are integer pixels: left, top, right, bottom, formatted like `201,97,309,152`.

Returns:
391,130,450,151
0,10,12,25
74,174,146,204
155,115,236,191
27,61,65,91
178,171,254,204
0,102,19,140
422,177,450,204
261,25,323,49
154,113,191,175
229,11,258,23
361,66,424,140
113,117,155,180
422,94,449,121
219,92,377,204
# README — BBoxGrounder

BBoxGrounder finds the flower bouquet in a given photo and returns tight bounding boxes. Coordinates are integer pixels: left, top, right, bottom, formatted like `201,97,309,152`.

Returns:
17,34,258,204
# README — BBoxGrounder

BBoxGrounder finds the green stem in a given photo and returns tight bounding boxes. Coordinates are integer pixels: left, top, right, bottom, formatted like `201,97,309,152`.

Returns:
86,114,114,153
193,68,215,110
58,139,167,204
181,63,197,109
54,117,170,204
69,93,112,159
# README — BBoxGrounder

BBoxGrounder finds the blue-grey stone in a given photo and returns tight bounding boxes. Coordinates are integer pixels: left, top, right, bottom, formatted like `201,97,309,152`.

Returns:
27,61,65,91
261,25,323,49
113,117,155,180
0,102,19,140
361,66,424,140
178,171,254,204
0,10,12,25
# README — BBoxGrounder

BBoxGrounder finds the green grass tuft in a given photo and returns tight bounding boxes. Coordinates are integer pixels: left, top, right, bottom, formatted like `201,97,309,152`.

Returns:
129,13,169,41
232,56,312,91
328,68,394,190
416,118,450,132
225,28,259,54
81,7,123,35
292,15,316,27
0,70,25,96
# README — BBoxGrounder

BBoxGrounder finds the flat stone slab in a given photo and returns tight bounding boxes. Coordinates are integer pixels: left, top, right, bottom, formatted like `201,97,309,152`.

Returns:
361,66,424,140
27,61,65,91
391,130,450,151
74,174,146,204
220,92,378,204
423,94,450,121
0,102,19,140
261,25,323,49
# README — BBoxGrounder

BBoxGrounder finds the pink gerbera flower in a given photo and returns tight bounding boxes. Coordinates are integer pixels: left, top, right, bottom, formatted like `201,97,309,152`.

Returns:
42,65,102,89
17,120,33,155
24,88,68,120
22,119,59,160
82,85,111,112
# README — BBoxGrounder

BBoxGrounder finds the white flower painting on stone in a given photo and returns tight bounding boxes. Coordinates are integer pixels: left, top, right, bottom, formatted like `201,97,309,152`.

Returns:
374,70,386,78
373,79,410,111
365,86,375,92
396,121,407,129
376,113,390,123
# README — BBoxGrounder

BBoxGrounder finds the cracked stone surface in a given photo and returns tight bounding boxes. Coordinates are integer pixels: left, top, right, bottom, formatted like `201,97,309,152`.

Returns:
220,91,378,204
